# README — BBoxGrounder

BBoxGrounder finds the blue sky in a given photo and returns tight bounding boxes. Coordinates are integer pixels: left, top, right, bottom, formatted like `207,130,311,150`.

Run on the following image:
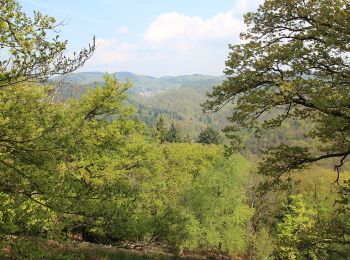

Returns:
20,0,263,76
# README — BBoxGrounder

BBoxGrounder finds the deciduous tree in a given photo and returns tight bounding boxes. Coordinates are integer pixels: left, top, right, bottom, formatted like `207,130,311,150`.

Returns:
204,0,350,182
0,0,95,88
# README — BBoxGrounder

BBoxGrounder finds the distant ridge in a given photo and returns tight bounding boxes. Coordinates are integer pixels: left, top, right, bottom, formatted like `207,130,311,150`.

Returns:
53,71,225,94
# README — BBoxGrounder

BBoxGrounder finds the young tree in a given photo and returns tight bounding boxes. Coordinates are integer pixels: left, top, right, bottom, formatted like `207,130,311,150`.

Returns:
0,0,95,87
197,127,221,145
273,194,328,259
203,0,350,181
186,154,252,254
163,123,180,143
156,116,167,142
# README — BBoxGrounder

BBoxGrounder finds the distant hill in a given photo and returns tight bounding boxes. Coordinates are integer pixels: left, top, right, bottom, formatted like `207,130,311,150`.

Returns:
53,71,225,95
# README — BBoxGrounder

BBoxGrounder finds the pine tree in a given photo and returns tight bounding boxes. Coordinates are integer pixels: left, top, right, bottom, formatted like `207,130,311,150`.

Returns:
156,116,167,143
197,127,221,145
164,123,180,143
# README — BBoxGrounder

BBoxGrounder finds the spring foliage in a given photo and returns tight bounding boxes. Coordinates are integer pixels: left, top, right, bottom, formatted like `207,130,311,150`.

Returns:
1,0,350,258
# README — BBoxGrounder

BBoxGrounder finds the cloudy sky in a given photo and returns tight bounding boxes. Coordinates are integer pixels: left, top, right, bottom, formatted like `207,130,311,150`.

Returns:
21,0,263,76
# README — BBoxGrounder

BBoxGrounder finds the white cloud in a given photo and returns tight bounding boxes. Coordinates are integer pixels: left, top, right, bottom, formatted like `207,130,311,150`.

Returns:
144,0,263,48
140,6,250,74
83,0,263,76
117,26,129,34
144,11,244,47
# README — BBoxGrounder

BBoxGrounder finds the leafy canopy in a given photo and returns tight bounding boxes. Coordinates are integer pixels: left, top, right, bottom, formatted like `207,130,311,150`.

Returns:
0,76,151,232
204,0,350,180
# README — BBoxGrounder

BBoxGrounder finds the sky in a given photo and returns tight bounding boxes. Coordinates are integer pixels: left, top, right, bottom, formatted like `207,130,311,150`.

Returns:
20,0,263,76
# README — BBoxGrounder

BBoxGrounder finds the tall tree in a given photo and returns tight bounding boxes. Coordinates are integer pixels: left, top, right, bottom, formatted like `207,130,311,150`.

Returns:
0,0,95,88
203,0,350,182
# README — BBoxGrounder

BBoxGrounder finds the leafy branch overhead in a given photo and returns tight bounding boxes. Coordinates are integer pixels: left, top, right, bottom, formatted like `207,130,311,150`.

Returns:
0,0,95,88
204,0,350,178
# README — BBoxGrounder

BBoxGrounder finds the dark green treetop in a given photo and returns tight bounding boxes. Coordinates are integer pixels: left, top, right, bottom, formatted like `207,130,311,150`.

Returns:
163,123,180,143
156,115,167,142
197,127,221,145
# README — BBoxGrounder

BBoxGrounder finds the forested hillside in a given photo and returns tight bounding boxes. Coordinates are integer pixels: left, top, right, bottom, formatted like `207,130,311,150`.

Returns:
1,0,350,259
53,72,231,139
54,72,315,152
